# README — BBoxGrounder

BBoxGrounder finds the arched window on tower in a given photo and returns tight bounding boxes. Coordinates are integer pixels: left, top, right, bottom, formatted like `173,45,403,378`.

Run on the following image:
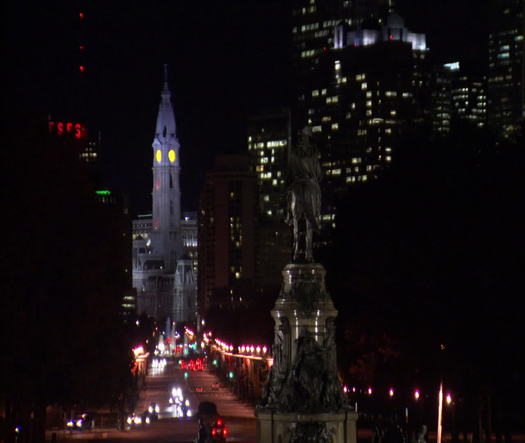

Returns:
163,126,167,138
170,173,173,188
170,200,174,215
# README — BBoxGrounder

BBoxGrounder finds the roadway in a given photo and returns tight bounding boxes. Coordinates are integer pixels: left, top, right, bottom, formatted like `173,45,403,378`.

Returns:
56,355,256,442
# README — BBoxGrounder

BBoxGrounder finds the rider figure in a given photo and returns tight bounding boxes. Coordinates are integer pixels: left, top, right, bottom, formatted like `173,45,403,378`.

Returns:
286,126,322,263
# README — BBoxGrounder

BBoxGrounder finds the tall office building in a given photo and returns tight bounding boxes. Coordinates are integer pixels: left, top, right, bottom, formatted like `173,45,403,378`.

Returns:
45,5,101,177
198,155,257,318
300,12,427,221
487,0,525,139
429,62,487,134
247,108,290,221
132,68,197,323
291,0,392,82
247,109,292,293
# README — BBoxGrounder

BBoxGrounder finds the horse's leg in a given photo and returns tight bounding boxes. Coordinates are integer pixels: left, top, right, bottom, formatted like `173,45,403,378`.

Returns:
293,218,300,261
305,219,312,262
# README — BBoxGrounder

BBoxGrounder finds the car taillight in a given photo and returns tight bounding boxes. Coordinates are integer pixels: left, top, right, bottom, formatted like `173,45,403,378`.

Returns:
212,428,218,436
216,418,223,427
223,427,229,436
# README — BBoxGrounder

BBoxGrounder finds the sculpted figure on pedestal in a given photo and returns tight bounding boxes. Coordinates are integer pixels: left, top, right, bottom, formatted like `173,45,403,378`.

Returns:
285,126,322,263
260,318,290,407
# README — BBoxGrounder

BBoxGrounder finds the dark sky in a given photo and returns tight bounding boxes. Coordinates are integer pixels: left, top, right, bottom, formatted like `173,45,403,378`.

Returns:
4,0,487,215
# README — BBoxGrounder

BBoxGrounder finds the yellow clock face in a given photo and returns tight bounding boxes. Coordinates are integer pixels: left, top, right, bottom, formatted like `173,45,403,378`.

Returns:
156,149,162,163
168,149,176,163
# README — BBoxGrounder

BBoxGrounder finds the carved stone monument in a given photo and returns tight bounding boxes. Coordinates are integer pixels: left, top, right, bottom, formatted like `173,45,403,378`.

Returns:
256,127,358,443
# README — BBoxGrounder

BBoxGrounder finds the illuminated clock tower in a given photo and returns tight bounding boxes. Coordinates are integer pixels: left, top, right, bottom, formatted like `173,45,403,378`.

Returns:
151,65,182,272
132,66,197,324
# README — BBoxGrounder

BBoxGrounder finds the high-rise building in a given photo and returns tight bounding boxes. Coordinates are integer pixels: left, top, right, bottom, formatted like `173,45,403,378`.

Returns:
132,67,197,323
198,155,257,318
247,108,291,221
300,12,426,220
291,0,392,85
94,190,136,316
487,0,525,139
46,4,101,177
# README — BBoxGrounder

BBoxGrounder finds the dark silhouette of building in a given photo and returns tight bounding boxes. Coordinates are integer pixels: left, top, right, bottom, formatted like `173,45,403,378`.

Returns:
198,155,257,318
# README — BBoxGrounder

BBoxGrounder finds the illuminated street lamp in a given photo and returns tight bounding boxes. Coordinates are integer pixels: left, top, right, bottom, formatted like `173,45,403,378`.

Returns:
414,389,420,400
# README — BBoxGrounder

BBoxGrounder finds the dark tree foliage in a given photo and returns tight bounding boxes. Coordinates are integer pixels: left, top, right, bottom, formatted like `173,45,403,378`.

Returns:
321,125,525,431
0,113,134,441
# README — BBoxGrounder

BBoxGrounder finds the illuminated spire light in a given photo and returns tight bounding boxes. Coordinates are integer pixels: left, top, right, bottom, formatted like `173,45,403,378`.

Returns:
389,388,395,398
414,389,420,400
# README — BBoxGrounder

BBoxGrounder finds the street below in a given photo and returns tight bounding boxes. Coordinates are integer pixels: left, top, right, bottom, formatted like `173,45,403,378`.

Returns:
54,357,256,442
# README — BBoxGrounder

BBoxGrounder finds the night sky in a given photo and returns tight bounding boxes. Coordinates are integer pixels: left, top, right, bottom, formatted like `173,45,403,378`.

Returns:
4,0,487,215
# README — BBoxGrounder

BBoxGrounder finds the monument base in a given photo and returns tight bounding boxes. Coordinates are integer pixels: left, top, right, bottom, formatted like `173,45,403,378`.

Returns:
256,408,358,443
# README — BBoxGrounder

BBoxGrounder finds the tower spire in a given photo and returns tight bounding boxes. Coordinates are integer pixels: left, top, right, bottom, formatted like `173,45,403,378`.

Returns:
163,64,169,93
154,65,178,145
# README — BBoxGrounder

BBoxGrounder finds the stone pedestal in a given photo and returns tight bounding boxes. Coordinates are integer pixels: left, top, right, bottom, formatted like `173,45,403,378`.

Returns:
257,409,358,443
256,263,357,443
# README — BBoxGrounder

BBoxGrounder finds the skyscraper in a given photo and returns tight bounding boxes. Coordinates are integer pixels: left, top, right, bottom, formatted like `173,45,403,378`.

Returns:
247,108,290,221
197,155,257,318
132,67,197,323
487,0,525,139
299,12,427,222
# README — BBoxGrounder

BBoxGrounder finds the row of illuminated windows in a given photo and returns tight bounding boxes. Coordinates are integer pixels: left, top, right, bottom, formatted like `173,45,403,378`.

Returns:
301,49,318,58
258,156,277,164
346,175,369,183
300,22,319,32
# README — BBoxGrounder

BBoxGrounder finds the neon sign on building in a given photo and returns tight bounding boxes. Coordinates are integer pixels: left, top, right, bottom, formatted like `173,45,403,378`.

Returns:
48,121,87,139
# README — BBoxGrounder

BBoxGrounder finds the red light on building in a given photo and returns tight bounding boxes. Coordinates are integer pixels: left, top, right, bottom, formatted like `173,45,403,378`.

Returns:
79,65,85,73
49,121,87,139
79,45,85,51
79,12,85,19
389,34,394,40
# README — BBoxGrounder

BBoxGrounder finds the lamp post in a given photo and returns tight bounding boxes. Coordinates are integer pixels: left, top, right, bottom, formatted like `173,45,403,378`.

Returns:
437,382,444,443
